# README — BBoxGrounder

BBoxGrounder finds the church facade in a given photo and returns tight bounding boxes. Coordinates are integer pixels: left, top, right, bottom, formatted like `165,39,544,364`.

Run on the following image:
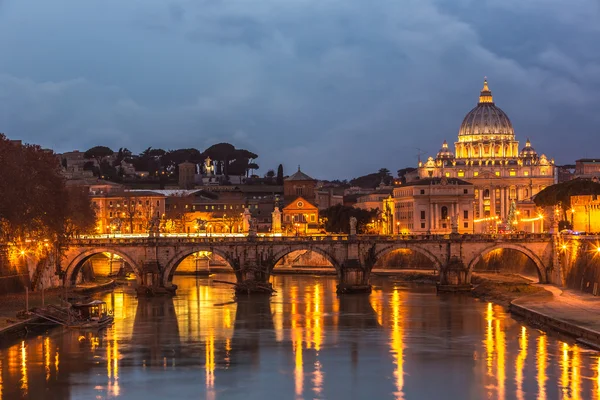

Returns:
409,80,556,233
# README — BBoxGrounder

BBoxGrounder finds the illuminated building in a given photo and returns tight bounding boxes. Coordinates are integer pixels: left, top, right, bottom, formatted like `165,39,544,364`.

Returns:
392,177,474,234
282,167,320,234
410,79,555,233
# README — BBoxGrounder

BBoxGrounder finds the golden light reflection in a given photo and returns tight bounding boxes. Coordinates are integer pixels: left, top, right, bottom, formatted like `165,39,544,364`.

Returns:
44,337,51,382
571,345,581,400
294,336,303,399
313,360,323,397
20,341,28,395
205,333,215,400
537,335,547,400
485,302,494,376
515,326,528,400
495,319,506,400
224,308,231,330
274,299,284,342
312,283,323,352
561,343,570,398
391,289,404,399
107,332,120,397
596,357,600,400
225,338,231,368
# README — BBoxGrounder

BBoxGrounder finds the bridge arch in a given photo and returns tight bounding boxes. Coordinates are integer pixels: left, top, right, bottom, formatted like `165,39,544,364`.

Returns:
270,246,341,275
467,243,547,282
162,247,235,286
373,244,443,271
64,248,141,286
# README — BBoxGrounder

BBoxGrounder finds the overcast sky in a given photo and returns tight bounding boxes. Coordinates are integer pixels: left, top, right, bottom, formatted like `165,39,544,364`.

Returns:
1,0,599,180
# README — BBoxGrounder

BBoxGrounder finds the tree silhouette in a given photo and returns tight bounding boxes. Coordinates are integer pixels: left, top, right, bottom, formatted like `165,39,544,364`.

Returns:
276,164,284,185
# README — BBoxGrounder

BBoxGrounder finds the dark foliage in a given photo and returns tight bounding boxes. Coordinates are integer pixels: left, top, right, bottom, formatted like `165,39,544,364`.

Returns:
320,205,377,234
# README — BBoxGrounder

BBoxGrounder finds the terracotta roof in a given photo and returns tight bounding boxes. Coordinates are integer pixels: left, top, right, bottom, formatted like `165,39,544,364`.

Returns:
285,167,315,182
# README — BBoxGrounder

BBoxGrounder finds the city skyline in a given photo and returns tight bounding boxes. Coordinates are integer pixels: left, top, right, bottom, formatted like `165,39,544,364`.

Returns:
1,1,599,180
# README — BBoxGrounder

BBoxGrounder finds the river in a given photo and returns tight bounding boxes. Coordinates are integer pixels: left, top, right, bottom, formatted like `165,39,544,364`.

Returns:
0,274,599,399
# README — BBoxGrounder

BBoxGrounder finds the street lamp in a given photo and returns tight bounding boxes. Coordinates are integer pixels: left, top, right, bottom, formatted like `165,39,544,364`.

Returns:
396,221,400,235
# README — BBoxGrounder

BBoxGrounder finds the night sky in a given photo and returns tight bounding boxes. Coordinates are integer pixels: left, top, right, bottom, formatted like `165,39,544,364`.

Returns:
0,0,598,179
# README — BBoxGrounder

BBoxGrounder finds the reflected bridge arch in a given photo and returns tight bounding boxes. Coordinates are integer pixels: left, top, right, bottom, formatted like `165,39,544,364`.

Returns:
64,248,142,286
162,247,236,286
467,243,547,283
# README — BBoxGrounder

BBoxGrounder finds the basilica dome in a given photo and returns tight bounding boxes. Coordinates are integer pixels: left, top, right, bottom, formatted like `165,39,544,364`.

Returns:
436,140,454,160
458,80,514,139
520,139,537,158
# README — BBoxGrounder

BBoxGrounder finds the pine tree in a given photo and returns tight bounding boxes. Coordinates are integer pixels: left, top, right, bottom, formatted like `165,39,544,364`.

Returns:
276,164,284,185
507,201,518,231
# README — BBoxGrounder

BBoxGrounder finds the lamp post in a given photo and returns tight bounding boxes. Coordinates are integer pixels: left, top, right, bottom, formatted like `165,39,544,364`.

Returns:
396,221,400,235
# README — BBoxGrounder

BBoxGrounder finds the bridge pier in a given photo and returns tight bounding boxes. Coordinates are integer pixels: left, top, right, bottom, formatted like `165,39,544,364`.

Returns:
235,263,274,295
437,256,473,292
136,260,177,297
337,260,371,294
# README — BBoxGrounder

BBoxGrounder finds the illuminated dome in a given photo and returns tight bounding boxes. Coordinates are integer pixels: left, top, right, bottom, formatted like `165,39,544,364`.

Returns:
520,138,537,158
458,79,514,139
436,140,454,160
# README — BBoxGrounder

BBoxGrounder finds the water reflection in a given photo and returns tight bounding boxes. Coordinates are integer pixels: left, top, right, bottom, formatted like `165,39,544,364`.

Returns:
0,275,600,399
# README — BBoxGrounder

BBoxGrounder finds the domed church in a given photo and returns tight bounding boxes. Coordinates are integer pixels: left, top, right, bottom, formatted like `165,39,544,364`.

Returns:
414,79,555,233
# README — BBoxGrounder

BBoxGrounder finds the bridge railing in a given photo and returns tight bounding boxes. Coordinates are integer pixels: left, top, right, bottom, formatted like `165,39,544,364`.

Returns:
69,232,553,246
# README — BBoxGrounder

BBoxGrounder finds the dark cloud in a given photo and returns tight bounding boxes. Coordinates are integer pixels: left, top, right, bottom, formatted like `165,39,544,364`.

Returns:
0,0,599,179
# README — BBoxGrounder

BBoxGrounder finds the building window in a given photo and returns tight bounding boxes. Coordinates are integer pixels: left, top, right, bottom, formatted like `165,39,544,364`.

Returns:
445,172,450,177
474,171,479,177
421,222,425,229
464,210,468,220
541,170,546,175
296,187,304,196
310,214,316,222
109,212,113,217
483,189,490,199
524,171,529,176
510,188,516,199
420,189,425,195
420,210,426,220
509,170,516,176
441,206,448,220
463,189,468,194
464,222,468,228
495,171,500,177
109,201,113,207
458,170,464,177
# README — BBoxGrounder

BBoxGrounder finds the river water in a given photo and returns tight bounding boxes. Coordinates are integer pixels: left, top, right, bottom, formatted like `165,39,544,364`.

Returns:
1,274,599,399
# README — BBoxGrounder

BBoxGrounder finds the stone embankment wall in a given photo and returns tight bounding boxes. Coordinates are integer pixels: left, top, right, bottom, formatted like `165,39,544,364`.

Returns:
562,239,600,295
0,245,29,293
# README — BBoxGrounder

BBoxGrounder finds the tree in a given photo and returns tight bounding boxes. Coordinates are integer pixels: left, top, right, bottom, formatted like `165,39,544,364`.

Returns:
506,201,518,232
276,164,284,185
0,134,96,245
319,205,377,234
534,178,600,222
84,146,114,176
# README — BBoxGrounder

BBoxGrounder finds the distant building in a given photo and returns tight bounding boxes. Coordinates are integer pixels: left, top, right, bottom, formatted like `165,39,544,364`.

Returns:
575,159,600,179
315,189,344,210
392,177,474,234
178,162,196,189
571,194,600,233
91,190,166,234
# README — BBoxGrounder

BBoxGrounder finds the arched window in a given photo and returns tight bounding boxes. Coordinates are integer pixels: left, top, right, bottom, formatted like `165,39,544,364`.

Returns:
483,189,490,199
441,206,448,220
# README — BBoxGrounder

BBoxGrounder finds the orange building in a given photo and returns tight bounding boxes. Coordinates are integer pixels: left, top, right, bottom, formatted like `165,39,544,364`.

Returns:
282,167,320,234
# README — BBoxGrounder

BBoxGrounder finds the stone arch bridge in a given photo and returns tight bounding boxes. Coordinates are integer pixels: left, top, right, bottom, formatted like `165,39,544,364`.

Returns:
59,234,557,295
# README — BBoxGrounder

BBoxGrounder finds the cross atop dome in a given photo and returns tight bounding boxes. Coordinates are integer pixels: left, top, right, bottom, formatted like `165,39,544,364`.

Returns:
479,78,494,104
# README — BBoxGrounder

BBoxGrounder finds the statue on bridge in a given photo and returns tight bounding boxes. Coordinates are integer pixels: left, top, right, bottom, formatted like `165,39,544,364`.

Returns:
349,216,357,236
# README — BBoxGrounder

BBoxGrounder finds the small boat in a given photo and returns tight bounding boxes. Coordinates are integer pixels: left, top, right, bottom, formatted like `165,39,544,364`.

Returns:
33,300,114,330
71,300,114,329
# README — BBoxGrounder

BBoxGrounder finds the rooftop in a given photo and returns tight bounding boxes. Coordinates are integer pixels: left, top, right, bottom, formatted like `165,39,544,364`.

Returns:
285,166,315,182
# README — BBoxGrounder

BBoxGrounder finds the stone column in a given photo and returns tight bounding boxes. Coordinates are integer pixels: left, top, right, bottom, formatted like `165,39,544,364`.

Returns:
429,203,434,232
478,190,484,219
500,187,505,220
